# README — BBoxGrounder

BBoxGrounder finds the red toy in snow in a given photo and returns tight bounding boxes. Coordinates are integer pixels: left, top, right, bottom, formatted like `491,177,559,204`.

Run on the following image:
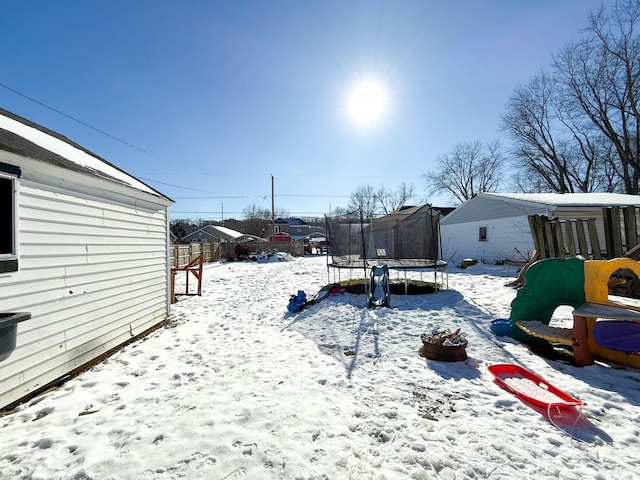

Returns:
488,364,584,408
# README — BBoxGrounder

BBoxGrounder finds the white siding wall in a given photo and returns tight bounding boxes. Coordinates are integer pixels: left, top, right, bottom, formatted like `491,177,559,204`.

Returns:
441,216,534,266
0,162,170,409
440,193,640,266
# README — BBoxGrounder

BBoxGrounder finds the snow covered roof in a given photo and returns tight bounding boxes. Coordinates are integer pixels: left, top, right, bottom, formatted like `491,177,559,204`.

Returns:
210,225,245,240
441,192,640,226
0,108,170,202
183,225,245,242
484,192,640,207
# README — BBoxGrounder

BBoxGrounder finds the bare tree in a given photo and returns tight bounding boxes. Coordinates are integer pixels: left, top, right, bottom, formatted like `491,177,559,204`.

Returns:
594,139,623,191
511,169,554,193
503,72,573,192
503,0,640,194
329,205,360,222
559,0,640,194
170,219,193,242
376,182,415,214
336,183,416,218
242,204,271,220
423,141,505,204
242,204,272,237
502,71,605,192
347,185,379,218
476,141,505,192
329,205,349,216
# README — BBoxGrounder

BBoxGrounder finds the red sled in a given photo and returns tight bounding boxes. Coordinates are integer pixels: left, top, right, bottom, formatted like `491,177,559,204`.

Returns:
488,364,585,408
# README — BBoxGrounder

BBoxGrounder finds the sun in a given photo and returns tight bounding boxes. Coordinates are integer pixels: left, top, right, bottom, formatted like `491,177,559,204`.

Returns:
344,79,389,128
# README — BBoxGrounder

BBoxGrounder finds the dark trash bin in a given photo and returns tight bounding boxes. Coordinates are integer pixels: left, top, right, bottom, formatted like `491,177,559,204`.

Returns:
0,312,31,361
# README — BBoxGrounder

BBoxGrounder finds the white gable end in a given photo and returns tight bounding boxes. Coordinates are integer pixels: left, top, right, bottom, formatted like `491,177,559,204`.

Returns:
0,109,173,410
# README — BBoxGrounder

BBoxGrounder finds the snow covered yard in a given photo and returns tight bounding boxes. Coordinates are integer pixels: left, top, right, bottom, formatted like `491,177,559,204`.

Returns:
1,256,640,479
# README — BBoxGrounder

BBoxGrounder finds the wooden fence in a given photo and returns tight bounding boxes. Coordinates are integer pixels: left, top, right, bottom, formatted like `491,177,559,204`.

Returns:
603,206,639,258
170,240,305,268
169,242,221,268
529,206,640,260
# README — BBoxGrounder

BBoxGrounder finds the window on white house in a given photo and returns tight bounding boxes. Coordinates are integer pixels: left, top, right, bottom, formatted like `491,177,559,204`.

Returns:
0,173,17,272
479,226,488,242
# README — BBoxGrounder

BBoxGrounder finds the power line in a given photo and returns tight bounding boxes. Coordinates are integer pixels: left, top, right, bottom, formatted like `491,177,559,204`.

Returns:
0,83,424,211
171,211,331,216
172,194,350,199
173,196,254,199
0,82,250,197
138,177,257,197
0,82,165,160
274,194,350,198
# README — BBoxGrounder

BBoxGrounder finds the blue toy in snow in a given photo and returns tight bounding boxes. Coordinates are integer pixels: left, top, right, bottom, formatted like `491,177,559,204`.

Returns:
287,284,342,313
288,290,307,312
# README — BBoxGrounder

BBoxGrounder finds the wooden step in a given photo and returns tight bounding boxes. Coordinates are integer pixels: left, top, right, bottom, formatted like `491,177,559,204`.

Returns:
515,321,574,345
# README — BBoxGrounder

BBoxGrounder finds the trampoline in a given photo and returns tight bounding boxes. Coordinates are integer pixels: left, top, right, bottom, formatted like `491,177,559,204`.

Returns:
325,205,448,291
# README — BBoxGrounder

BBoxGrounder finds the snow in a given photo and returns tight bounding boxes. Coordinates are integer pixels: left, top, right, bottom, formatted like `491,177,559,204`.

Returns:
256,251,295,263
0,112,156,195
485,191,640,207
501,376,568,405
212,225,246,240
2,256,640,479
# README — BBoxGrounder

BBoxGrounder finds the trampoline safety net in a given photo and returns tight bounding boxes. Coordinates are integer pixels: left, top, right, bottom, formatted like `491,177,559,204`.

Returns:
325,205,444,269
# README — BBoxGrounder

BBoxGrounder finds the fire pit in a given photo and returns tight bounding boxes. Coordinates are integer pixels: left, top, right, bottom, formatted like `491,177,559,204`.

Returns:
420,328,468,362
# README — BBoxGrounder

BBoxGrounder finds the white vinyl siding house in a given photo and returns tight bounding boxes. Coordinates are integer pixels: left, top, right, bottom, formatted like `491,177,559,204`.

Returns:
441,215,536,265
440,192,640,266
0,109,173,410
0,163,20,273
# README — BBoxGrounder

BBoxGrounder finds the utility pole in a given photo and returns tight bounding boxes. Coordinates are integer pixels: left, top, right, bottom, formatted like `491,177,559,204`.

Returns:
271,175,275,237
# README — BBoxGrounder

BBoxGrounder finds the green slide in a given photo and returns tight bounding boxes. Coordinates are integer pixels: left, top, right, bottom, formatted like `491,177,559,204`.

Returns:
509,257,585,344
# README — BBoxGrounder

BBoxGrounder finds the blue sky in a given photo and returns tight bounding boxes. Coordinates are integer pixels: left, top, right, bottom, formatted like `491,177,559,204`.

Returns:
0,1,605,221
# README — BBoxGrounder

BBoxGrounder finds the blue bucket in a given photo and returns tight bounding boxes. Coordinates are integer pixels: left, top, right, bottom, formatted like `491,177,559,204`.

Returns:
490,318,511,336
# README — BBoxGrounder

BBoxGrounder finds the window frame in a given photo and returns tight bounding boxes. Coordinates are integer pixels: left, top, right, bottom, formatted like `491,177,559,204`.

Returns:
0,164,19,273
478,226,488,242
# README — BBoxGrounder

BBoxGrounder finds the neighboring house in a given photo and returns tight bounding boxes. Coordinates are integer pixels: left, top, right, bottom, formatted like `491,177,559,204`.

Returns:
440,192,640,265
433,206,456,217
0,108,173,410
306,231,327,244
274,217,312,240
181,224,250,243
